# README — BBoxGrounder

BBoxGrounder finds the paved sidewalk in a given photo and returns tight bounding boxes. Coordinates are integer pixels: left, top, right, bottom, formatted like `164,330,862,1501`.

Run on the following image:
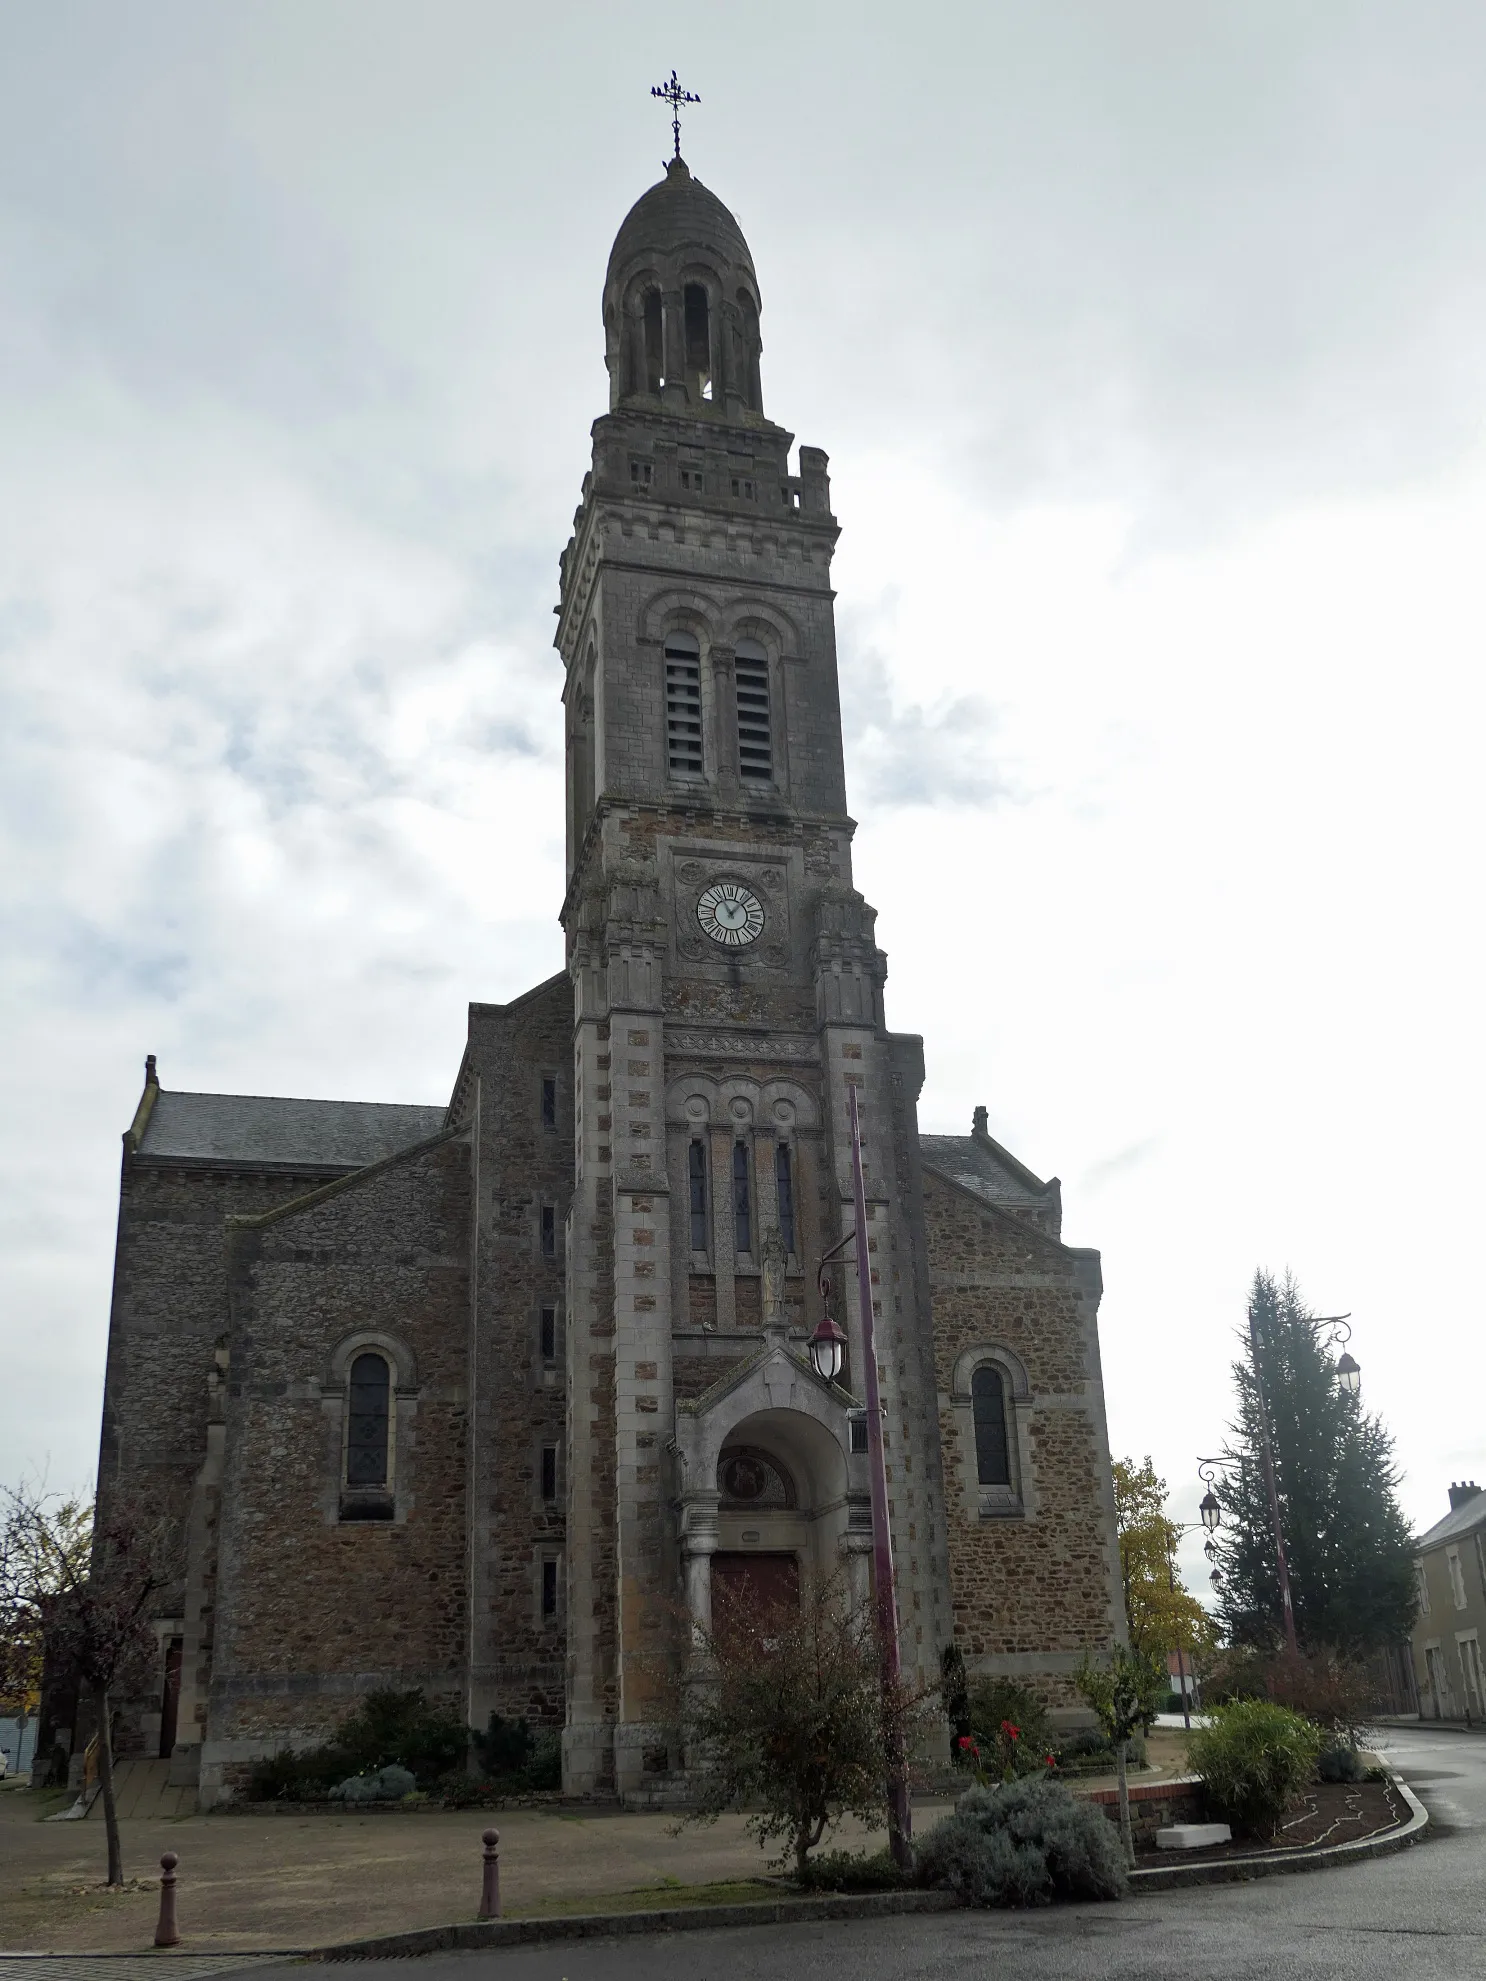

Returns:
0,1790,947,1955
1,1731,1194,1956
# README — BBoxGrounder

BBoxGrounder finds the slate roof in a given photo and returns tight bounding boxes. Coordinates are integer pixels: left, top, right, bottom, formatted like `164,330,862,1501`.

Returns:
137,1090,448,1170
918,1131,1051,1206
1414,1492,1486,1553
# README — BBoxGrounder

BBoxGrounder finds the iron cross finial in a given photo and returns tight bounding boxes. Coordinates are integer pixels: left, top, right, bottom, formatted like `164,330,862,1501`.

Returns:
651,69,700,162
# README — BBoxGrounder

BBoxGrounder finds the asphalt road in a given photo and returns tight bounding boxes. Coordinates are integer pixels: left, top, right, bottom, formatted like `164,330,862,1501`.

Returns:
252,1725,1486,1981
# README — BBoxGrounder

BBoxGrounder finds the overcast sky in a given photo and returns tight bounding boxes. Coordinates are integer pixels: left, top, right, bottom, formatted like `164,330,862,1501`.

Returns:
4,2,1484,1590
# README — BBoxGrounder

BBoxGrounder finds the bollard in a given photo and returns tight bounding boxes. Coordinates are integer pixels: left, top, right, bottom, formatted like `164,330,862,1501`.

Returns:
154,1851,180,1948
479,1827,501,1919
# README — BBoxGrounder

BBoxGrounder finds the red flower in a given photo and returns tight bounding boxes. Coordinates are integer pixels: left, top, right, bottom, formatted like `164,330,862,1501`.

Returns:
1045,1753,1057,1768
1001,1720,1021,1740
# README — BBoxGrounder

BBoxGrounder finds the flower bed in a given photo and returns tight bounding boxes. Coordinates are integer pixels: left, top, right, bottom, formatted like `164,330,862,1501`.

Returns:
1131,1777,1406,1864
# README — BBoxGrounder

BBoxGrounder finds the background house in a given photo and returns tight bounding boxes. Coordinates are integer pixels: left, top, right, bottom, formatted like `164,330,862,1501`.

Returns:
1410,1482,1486,1721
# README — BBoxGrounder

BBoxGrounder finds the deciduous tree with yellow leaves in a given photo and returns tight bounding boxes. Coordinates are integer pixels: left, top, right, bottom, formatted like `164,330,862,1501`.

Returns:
1114,1457,1217,1675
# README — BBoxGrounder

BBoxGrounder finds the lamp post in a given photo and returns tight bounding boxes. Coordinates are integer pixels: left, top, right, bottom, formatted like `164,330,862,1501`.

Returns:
1159,1523,1210,1730
1199,1310,1361,1660
809,1084,911,1872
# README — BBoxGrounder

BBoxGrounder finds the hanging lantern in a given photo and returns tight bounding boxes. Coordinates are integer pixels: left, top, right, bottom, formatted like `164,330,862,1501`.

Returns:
808,1313,847,1383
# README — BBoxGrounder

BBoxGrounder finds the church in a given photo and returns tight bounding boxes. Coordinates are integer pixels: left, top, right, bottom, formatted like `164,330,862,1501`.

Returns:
94,152,1125,1806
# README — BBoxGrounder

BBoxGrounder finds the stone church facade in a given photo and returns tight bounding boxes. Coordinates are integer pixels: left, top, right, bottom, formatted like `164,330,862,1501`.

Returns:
93,157,1124,1806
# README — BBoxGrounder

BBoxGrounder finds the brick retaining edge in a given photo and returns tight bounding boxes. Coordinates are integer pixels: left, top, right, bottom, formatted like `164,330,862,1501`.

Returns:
1127,1771,1429,1892
312,1889,962,1959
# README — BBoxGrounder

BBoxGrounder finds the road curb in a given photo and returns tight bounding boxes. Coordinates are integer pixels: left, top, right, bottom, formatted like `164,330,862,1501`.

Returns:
310,1889,961,1960
1127,1771,1429,1892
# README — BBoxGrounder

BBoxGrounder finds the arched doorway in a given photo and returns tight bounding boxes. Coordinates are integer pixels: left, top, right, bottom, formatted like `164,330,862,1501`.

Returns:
679,1391,872,1653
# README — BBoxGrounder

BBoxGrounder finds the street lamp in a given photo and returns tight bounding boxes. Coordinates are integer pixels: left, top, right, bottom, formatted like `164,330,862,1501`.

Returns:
807,1313,847,1384
1199,1489,1221,1532
1204,1536,1223,1591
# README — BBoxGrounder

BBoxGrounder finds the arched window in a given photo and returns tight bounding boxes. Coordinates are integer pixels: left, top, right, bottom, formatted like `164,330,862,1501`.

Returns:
664,632,703,777
738,289,762,412
733,1140,753,1254
338,1351,395,1521
734,639,772,782
684,283,712,399
775,1142,796,1256
971,1366,1011,1487
643,289,664,392
688,1138,709,1252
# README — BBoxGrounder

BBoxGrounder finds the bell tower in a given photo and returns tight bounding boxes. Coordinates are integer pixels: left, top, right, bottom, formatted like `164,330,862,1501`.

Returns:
557,156,951,1796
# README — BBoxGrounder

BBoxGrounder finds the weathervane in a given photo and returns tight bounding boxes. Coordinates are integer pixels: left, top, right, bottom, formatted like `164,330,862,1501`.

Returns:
651,69,699,162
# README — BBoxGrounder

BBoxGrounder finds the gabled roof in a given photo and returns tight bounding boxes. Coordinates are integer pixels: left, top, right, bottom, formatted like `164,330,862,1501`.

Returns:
1415,1493,1486,1552
137,1090,447,1170
919,1129,1054,1207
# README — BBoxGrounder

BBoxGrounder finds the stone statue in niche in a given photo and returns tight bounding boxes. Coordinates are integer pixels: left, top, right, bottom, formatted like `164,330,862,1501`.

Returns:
760,1224,787,1329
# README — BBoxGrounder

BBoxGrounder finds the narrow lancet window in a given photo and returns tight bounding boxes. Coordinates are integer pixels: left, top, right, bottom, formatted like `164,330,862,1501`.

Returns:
346,1353,391,1488
684,283,711,399
733,1140,753,1254
739,290,762,412
971,1365,1011,1487
643,289,664,391
689,1139,709,1251
734,640,772,781
775,1142,796,1257
665,633,704,776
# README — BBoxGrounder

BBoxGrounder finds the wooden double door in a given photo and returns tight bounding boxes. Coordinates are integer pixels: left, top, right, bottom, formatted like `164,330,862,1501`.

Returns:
711,1552,800,1650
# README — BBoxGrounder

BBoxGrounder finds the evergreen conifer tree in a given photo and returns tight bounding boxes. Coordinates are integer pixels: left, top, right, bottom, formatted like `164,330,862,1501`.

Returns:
1213,1270,1416,1653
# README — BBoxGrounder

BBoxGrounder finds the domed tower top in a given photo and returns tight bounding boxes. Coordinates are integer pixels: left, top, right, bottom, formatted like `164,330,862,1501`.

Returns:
603,157,765,419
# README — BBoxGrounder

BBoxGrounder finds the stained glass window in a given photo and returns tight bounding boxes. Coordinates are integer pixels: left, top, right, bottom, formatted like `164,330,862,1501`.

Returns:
346,1353,390,1488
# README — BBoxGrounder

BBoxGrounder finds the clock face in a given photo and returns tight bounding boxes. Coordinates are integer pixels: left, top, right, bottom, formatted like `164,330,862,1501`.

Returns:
697,879,766,948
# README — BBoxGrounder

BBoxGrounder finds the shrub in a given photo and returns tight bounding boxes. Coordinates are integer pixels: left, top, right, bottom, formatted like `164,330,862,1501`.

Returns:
471,1712,534,1778
330,1764,417,1803
525,1730,562,1790
243,1688,469,1801
1205,1646,1378,1742
916,1778,1128,1907
941,1645,972,1743
1262,1649,1377,1742
1317,1739,1365,1784
333,1688,468,1783
965,1678,1053,1764
246,1746,341,1801
795,1847,910,1892
459,1719,561,1797
1188,1699,1323,1837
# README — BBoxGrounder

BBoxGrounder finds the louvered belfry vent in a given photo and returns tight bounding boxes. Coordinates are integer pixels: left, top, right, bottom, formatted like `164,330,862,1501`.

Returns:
735,639,772,780
665,632,703,776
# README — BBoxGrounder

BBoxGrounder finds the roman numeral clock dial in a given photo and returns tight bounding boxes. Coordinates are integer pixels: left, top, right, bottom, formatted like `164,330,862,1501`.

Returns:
696,879,765,948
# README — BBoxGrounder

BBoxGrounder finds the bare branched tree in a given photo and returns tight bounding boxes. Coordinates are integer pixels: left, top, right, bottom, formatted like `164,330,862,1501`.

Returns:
672,1570,925,1877
0,1483,91,1772
2,1482,179,1886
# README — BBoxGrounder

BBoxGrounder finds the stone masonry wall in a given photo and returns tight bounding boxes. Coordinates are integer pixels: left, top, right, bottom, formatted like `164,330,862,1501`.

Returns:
209,1130,472,1784
460,977,573,1729
923,1167,1120,1712
97,1153,360,1757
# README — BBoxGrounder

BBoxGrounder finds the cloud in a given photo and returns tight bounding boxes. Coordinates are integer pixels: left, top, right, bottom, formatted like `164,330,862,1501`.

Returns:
1080,1139,1163,1195
2,0,1484,1536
